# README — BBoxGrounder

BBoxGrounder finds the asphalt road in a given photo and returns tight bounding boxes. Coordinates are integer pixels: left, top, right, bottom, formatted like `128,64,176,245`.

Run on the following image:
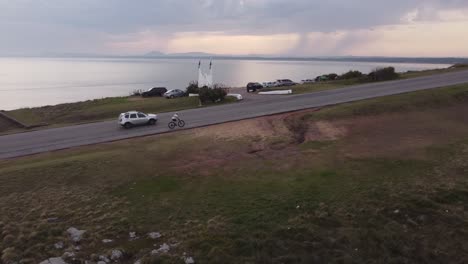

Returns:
1,70,468,160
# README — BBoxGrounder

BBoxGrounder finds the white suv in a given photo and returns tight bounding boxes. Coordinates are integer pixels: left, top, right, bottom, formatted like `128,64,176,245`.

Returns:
119,111,158,129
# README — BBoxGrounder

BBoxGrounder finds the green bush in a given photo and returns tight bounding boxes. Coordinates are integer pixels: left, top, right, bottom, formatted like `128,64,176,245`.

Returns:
315,73,338,82
199,87,227,103
449,63,468,69
186,81,199,94
368,67,399,81
339,70,364,80
327,73,338,80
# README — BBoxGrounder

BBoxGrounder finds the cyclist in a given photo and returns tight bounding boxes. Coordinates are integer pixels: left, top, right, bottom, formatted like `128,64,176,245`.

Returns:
171,112,179,122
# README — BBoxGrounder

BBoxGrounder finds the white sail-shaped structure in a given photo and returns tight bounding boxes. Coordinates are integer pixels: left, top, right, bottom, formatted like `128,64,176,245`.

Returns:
198,60,213,88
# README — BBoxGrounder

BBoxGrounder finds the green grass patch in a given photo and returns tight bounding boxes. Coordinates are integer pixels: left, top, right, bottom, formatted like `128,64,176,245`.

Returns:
300,140,336,150
309,83,468,120
6,96,236,129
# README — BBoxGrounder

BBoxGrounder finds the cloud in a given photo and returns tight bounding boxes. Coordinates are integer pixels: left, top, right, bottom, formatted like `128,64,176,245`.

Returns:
0,0,467,55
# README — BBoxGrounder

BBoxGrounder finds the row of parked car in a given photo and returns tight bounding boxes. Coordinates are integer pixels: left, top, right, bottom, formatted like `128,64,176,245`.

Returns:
247,78,315,92
141,87,186,99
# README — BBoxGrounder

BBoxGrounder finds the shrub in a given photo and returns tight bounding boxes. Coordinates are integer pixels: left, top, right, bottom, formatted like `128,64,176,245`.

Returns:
186,81,199,94
368,67,399,82
339,70,364,80
199,87,227,103
326,73,339,80
449,63,468,69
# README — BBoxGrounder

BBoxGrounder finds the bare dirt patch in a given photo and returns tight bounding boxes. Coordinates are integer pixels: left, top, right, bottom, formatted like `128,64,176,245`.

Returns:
193,113,291,140
305,121,347,141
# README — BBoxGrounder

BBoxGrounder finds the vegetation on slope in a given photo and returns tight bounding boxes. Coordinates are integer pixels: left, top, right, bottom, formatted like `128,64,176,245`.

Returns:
1,84,468,263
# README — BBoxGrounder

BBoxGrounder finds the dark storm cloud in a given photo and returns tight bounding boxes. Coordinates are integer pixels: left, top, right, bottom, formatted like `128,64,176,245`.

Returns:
0,0,467,54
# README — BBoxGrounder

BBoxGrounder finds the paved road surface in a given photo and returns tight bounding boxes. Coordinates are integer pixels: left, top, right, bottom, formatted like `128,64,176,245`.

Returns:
1,70,468,159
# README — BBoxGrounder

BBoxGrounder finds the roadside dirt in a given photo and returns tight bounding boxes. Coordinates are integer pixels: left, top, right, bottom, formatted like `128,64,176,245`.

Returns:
189,104,468,163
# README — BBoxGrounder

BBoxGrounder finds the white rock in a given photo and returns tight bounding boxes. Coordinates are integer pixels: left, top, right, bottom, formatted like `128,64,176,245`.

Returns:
102,239,113,243
148,232,161,239
62,252,75,258
67,227,86,242
54,241,64,249
184,257,195,264
111,249,123,260
39,257,68,264
97,262,107,264
151,243,170,254
129,231,137,240
134,260,142,264
99,255,110,263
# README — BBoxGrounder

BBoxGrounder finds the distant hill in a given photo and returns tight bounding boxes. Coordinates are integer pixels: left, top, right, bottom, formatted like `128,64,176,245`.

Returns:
140,52,468,65
3,50,468,65
145,51,166,57
144,51,217,58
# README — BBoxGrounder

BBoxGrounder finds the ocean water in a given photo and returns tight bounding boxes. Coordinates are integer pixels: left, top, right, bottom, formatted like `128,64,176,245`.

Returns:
0,57,450,110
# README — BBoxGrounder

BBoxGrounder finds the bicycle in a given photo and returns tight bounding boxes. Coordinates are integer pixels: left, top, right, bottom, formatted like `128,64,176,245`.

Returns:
168,118,186,129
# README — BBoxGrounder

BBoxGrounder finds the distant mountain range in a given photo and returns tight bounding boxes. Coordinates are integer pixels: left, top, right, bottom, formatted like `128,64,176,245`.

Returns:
145,51,217,57
2,51,467,65
142,51,468,65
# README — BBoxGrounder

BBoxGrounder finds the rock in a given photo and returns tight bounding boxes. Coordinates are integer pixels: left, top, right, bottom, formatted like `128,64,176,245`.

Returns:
39,257,67,264
47,217,60,223
66,227,86,242
393,209,400,214
99,255,110,263
110,249,123,261
134,260,142,264
54,241,64,249
97,262,107,264
129,232,137,240
62,252,75,259
184,257,195,264
102,239,113,244
151,243,170,254
148,232,162,239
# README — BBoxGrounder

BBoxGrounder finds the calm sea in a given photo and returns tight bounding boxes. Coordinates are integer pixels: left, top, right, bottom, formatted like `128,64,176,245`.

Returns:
0,57,450,110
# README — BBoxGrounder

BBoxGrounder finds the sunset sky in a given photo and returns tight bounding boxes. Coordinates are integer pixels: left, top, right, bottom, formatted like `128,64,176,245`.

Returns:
1,0,468,57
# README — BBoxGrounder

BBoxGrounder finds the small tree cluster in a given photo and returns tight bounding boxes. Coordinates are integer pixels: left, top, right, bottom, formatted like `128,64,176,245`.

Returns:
339,70,364,80
186,81,199,94
199,87,227,103
368,67,399,81
315,73,338,82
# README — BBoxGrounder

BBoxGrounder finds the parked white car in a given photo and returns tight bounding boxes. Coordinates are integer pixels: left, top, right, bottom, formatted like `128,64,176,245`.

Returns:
262,82,276,88
119,111,158,129
301,79,315,84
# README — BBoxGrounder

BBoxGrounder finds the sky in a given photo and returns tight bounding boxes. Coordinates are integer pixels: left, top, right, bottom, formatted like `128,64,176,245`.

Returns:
1,0,468,57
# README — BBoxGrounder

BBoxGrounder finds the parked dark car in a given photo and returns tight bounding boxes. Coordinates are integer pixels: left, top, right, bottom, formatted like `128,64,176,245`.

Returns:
246,82,263,92
164,89,186,99
142,87,167,97
276,79,296,86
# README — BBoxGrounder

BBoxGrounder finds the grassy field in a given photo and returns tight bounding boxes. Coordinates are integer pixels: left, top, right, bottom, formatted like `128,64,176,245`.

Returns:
1,84,468,263
2,96,235,133
400,63,468,79
261,64,468,95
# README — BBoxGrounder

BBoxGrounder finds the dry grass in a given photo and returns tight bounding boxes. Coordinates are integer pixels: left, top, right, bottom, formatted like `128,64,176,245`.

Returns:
1,85,468,263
